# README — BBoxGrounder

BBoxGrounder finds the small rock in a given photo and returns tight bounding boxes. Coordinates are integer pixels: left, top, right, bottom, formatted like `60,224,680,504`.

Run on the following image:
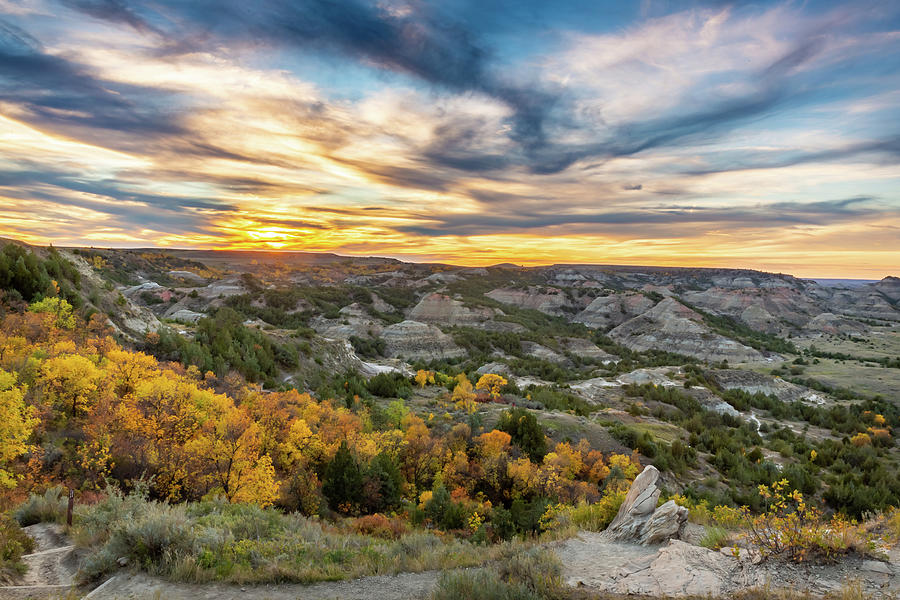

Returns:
117,556,129,567
862,560,893,575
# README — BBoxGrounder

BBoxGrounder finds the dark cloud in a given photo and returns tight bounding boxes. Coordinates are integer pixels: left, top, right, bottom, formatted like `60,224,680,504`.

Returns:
330,158,455,192
57,0,558,160
20,0,899,181
60,0,158,34
623,184,643,191
0,167,237,225
682,135,900,177
391,196,894,237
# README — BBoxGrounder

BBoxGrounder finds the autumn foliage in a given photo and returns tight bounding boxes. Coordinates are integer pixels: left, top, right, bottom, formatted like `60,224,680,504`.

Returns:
0,303,638,536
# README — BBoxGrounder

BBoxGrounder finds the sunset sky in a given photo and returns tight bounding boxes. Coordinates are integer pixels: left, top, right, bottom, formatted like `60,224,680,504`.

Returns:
1,0,898,278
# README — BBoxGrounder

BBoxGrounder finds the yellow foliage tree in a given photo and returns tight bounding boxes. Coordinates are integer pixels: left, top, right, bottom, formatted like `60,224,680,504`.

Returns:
475,373,507,399
0,369,37,488
850,432,872,447
477,429,512,458
189,406,279,506
451,375,477,414
542,441,584,480
40,354,102,418
28,297,76,330
414,369,434,389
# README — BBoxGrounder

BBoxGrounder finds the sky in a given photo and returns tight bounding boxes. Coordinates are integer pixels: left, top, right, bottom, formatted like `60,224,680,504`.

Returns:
0,0,898,278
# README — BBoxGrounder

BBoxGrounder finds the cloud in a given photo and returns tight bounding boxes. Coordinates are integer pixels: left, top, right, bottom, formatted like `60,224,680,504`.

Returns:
390,196,897,237
0,1,898,276
60,0,157,33
0,20,176,132
57,0,561,162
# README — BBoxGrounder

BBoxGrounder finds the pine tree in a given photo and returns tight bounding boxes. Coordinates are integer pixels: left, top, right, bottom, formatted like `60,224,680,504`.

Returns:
322,441,363,514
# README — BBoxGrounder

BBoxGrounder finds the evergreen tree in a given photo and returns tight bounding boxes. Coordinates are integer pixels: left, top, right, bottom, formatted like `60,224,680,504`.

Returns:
497,407,547,462
322,441,363,514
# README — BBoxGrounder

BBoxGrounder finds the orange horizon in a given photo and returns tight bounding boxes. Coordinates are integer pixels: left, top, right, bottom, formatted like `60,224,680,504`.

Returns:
6,234,894,281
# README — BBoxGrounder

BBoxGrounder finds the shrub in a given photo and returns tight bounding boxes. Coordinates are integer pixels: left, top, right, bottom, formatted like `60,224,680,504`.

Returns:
566,490,626,532
424,484,466,531
363,452,404,513
351,514,407,539
700,526,730,550
0,513,35,583
322,441,364,514
740,480,873,562
497,408,547,462
430,547,564,600
79,501,197,581
431,568,542,600
13,486,68,526
887,508,900,542
367,372,412,399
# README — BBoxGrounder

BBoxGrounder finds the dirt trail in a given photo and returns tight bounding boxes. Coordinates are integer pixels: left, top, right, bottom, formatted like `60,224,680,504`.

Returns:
0,523,77,600
83,570,441,600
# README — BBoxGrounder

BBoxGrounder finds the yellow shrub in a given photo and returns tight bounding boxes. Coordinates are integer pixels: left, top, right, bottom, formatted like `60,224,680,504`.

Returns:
740,480,872,562
565,490,627,532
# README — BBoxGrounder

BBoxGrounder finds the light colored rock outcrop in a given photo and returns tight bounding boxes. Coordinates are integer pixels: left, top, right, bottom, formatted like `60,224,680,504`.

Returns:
709,369,809,402
603,465,687,545
574,293,656,330
521,341,565,363
476,362,512,376
167,309,205,324
311,303,384,340
560,337,617,363
408,293,498,326
485,286,576,316
608,298,765,363
379,320,465,361
804,312,868,336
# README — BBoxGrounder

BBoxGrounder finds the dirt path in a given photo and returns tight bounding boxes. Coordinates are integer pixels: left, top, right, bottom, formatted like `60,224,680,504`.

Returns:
0,523,78,600
83,570,442,600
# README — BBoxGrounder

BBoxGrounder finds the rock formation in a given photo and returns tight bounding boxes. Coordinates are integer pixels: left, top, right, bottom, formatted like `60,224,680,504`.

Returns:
408,293,497,326
573,292,656,330
379,320,465,361
521,341,566,363
603,465,687,545
608,298,765,363
560,337,618,363
485,286,578,316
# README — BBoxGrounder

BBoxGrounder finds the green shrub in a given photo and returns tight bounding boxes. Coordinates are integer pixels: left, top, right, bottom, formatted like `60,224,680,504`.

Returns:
424,484,466,530
430,547,563,600
497,408,547,462
322,441,364,514
0,513,35,583
79,501,197,581
72,485,517,585
13,486,68,526
367,372,412,398
432,568,543,600
699,526,730,550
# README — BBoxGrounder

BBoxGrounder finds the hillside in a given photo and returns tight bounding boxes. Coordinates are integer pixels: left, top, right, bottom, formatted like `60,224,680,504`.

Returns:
0,240,898,599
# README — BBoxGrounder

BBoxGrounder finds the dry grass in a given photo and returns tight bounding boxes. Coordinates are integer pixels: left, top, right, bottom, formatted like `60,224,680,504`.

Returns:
71,487,530,585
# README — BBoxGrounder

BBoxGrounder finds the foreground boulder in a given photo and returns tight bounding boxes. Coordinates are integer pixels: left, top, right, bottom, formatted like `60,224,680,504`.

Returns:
603,465,687,545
